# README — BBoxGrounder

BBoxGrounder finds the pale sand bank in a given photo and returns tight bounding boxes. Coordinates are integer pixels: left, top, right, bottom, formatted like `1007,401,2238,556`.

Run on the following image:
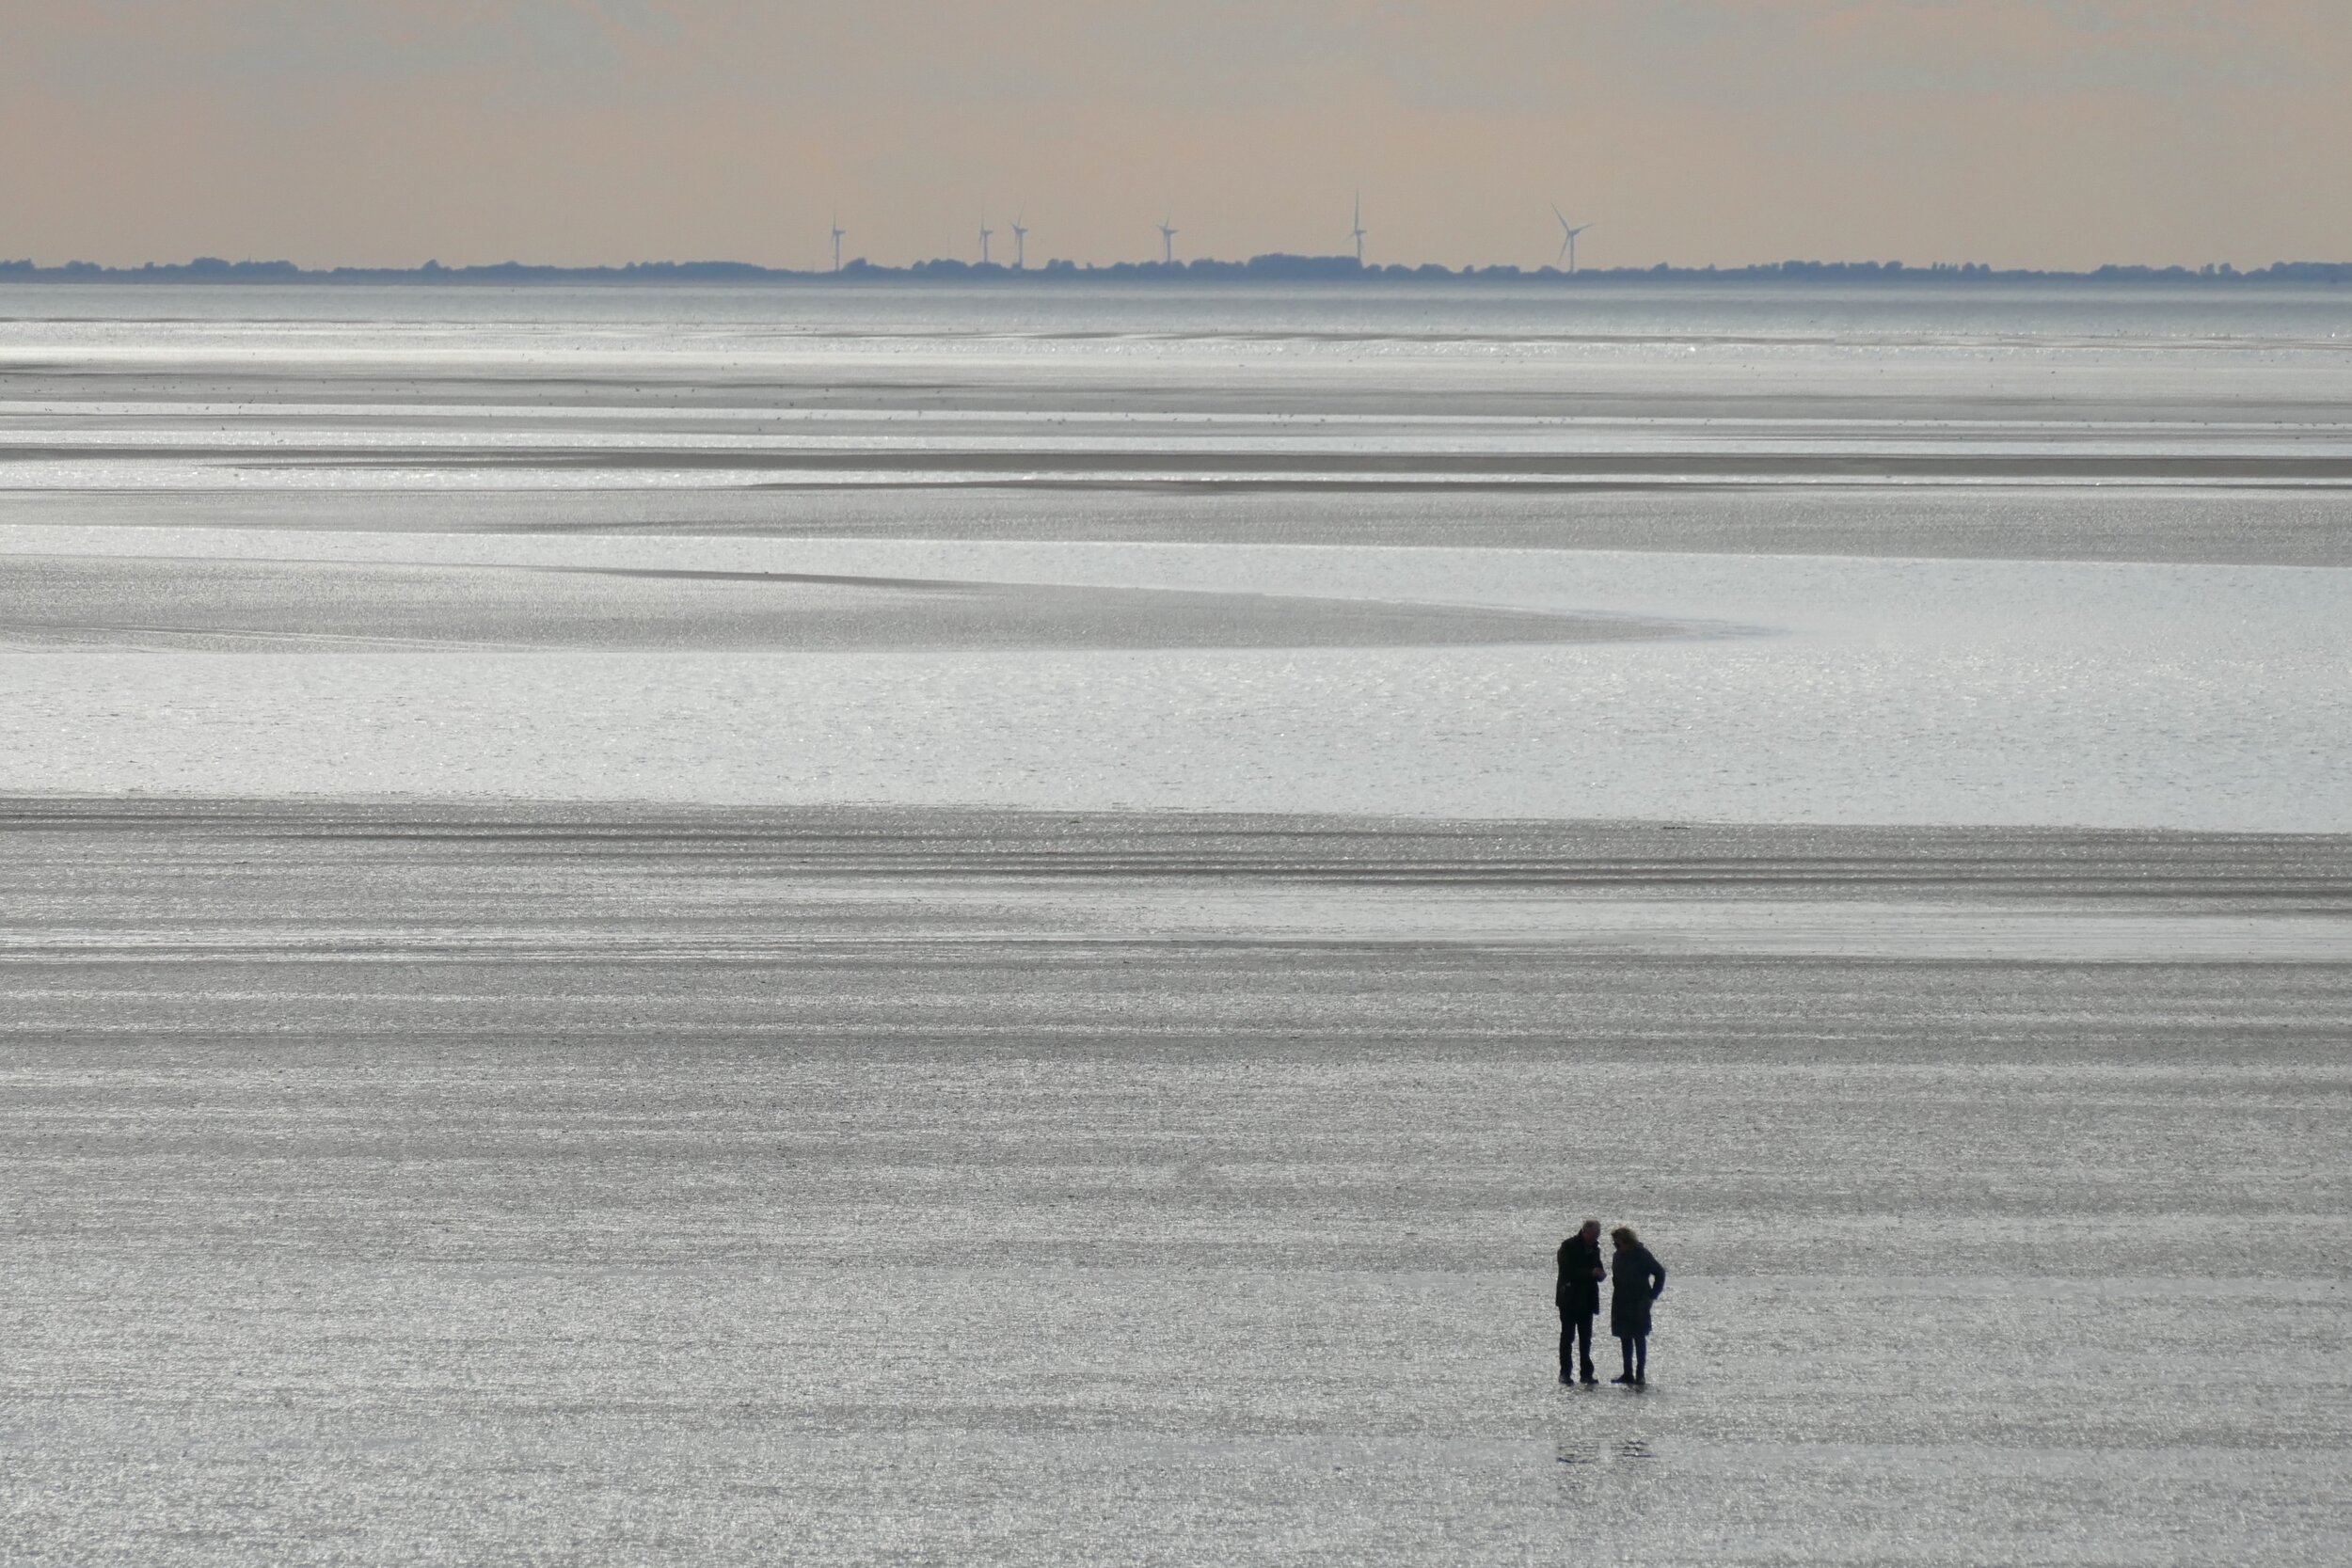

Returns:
0,532,2343,829
0,551,1685,654
11,484,2351,566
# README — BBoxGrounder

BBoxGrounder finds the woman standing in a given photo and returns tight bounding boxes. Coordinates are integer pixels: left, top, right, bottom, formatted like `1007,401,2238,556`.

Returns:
1608,1226,1667,1386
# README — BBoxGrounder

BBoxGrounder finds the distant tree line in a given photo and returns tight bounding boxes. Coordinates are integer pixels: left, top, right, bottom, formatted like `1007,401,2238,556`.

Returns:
4,254,2349,285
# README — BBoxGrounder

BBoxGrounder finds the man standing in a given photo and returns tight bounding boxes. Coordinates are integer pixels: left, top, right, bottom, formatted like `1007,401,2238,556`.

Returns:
1555,1219,1605,1385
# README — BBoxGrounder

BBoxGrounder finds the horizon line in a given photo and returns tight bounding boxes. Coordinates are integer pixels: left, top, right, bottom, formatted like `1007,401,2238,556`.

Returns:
4,255,2344,285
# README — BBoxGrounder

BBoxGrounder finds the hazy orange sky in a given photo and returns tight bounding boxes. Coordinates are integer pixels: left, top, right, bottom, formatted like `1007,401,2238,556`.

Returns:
5,1,2347,271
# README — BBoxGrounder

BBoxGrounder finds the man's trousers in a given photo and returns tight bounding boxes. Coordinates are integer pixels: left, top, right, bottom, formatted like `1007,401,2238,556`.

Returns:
1559,1310,1595,1379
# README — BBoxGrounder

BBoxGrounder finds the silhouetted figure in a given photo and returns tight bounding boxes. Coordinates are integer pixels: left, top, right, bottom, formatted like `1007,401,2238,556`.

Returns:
1608,1226,1666,1386
1555,1219,1605,1384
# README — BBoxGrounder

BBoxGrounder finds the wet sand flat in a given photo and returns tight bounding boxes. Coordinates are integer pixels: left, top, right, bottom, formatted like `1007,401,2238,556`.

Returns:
3,283,2350,1565
2,801,2347,1564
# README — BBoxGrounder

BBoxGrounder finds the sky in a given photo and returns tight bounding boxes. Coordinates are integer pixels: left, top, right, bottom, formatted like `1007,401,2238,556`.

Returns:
4,1,2347,272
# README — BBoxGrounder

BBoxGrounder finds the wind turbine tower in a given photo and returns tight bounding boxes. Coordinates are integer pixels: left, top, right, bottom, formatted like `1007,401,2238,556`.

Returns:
1551,206,1594,274
831,214,846,273
979,214,995,265
1351,192,1367,265
1157,217,1179,266
1009,215,1029,270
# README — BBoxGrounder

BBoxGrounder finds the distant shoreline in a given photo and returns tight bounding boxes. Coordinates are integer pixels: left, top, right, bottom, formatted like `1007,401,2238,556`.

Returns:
5,255,2350,287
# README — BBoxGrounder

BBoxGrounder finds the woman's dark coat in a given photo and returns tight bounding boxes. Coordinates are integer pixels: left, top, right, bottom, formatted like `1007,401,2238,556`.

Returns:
1609,1244,1666,1338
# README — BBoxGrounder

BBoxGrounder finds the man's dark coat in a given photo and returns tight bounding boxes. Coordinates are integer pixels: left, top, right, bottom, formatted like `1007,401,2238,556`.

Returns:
1556,1234,1604,1317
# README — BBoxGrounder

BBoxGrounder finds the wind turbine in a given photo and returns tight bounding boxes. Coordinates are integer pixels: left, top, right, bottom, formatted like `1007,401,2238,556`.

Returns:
1157,216,1178,266
830,213,846,273
1351,192,1367,265
1009,214,1029,270
978,213,994,265
1551,206,1593,274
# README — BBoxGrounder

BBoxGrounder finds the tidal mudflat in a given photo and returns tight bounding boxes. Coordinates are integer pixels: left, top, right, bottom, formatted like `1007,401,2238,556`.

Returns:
2,283,2348,1564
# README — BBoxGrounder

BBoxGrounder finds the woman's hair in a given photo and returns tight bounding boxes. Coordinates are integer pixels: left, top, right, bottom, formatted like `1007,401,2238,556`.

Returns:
1610,1226,1640,1246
